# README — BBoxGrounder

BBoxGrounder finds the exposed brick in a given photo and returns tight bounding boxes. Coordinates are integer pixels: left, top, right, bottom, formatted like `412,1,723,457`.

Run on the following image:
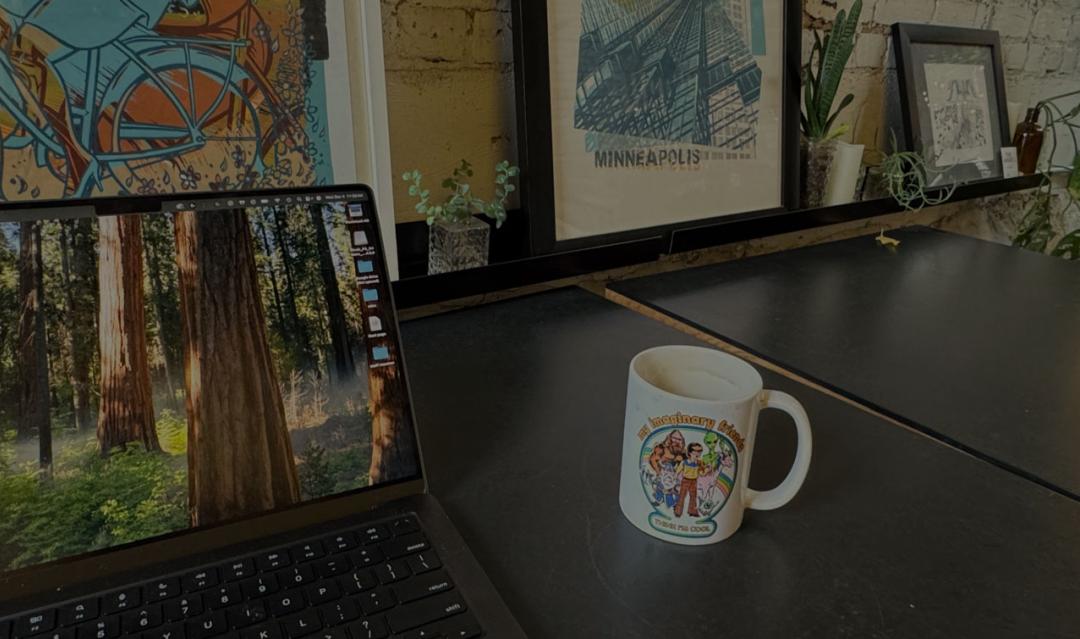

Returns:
990,5,1034,38
1025,43,1047,73
873,0,936,25
1042,45,1065,73
933,0,979,26
1032,5,1072,42
853,32,887,69
1004,42,1029,71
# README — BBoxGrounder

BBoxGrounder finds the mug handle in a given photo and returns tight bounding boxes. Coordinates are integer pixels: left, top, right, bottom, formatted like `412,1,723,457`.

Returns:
744,390,813,511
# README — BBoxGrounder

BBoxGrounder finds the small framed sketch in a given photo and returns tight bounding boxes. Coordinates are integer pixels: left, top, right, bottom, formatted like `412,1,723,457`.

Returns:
892,24,1011,187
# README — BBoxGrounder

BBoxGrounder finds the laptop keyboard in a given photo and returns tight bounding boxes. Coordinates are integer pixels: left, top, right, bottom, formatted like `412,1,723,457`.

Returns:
2,515,482,639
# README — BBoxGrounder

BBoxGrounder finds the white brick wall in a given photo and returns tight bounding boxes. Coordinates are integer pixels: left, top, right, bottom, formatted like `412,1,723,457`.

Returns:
382,0,1080,249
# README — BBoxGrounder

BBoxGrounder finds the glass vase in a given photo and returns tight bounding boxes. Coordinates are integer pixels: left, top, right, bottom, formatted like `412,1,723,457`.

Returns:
428,217,491,275
800,139,837,209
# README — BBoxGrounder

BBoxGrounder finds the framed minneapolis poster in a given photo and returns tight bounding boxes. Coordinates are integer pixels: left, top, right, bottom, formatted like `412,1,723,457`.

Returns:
514,0,801,252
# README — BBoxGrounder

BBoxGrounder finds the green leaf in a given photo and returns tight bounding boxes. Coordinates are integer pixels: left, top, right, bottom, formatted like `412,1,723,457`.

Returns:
823,93,855,135
1069,153,1080,201
814,0,861,138
1051,230,1080,260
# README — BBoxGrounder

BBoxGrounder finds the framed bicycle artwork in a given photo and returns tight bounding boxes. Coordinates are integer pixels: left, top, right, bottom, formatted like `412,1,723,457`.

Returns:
513,0,801,253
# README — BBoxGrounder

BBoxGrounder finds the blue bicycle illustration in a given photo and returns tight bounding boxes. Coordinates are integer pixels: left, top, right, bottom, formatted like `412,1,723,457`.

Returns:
0,0,304,198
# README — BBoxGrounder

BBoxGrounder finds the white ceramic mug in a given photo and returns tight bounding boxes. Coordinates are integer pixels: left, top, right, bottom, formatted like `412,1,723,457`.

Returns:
619,345,812,545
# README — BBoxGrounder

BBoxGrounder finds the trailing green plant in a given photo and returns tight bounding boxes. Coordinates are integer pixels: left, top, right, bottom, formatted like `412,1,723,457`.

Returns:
1012,89,1080,259
402,160,520,228
877,133,958,211
801,0,862,142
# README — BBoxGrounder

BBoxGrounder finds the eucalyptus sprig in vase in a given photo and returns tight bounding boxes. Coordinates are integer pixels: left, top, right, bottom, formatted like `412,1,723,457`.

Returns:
403,160,520,274
800,0,862,208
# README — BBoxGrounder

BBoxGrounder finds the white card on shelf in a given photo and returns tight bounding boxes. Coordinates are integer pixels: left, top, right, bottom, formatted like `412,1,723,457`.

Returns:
1001,147,1020,179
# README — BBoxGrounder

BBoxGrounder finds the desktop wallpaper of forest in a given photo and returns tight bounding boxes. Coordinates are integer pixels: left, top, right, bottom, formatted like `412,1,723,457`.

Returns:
0,204,417,572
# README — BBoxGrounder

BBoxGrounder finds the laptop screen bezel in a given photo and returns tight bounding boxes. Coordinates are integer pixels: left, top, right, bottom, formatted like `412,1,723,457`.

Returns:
0,184,429,608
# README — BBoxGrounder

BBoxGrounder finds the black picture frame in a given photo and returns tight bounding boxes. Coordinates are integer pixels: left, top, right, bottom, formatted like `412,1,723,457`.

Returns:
892,23,1011,187
513,1,803,255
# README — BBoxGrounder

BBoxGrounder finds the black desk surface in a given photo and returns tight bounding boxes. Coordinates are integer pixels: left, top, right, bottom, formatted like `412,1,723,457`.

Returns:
401,288,1080,639
610,227,1080,500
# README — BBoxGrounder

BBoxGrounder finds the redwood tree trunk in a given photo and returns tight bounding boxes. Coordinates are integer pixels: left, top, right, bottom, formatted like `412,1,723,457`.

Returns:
309,208,354,382
59,219,96,431
97,215,160,455
16,221,50,470
355,291,416,484
175,210,300,527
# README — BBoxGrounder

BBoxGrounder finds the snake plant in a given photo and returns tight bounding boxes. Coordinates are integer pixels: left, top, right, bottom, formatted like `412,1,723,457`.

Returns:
801,0,863,142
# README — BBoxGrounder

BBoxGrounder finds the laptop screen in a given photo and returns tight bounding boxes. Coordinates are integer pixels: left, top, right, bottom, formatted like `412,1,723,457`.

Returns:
0,191,421,575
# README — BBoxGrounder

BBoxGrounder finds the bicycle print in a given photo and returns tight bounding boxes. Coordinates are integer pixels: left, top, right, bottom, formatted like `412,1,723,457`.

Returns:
0,0,333,200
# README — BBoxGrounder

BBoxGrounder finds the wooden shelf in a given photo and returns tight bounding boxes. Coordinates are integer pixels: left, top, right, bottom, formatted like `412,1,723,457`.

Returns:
394,174,1044,309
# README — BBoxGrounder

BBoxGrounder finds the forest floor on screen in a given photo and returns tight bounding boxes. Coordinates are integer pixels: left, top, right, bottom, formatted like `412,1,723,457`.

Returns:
0,206,383,571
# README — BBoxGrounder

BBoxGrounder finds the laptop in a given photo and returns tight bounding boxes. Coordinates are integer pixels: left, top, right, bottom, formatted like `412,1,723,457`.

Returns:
0,185,524,639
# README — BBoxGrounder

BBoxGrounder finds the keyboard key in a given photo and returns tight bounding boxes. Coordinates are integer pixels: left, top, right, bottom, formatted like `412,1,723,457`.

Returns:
257,550,291,572
240,574,279,599
268,589,306,617
392,570,453,604
240,623,282,639
280,564,316,588
305,580,340,605
163,595,204,621
310,629,347,639
373,559,410,585
314,556,350,578
386,593,467,634
390,516,420,536
291,541,325,563
59,599,99,626
226,601,268,629
223,558,256,582
396,628,440,639
75,617,120,639
323,532,358,553
205,584,242,610
345,618,388,639
405,551,441,575
359,525,389,545
379,533,429,559
33,629,75,639
348,547,384,568
281,610,322,638
186,611,227,639
340,568,378,595
103,587,141,614
146,578,181,602
183,568,219,593
317,599,359,626
357,588,396,616
437,610,483,637
141,622,185,639
16,610,55,637
122,604,163,633
240,626,280,638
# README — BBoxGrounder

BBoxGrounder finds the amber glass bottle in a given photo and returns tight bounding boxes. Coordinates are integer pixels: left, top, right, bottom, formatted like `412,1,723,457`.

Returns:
1012,108,1044,175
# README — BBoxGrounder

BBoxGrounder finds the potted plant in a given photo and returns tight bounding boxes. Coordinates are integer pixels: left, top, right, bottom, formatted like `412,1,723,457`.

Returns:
403,159,520,274
863,133,958,210
800,0,862,208
1012,90,1080,259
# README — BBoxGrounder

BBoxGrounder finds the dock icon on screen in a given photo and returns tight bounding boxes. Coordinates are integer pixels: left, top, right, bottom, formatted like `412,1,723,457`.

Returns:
372,346,390,361
356,260,374,274
362,289,379,303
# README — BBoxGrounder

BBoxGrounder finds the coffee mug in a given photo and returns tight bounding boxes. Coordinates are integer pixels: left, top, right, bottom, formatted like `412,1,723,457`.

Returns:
619,345,812,545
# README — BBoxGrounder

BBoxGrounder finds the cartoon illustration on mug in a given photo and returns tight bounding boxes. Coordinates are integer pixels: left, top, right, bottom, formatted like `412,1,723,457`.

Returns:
639,424,739,537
